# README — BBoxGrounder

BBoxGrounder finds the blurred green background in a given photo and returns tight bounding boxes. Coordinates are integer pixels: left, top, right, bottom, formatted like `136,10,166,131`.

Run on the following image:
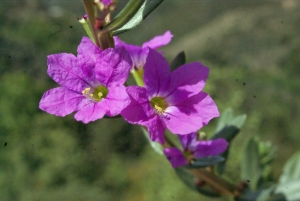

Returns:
0,0,299,200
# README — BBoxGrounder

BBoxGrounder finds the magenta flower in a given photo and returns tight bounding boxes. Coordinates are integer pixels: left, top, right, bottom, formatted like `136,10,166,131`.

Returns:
39,36,132,123
121,48,220,144
163,132,228,168
114,30,173,69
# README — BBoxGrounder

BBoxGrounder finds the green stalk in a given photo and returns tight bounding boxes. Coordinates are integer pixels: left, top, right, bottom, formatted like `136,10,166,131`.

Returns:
82,0,100,47
131,69,144,86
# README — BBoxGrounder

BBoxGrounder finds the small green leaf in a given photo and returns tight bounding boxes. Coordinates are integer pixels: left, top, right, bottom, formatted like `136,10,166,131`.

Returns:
257,185,276,201
241,138,261,191
211,108,247,174
276,180,300,201
213,108,247,139
141,127,163,155
278,151,300,184
170,51,186,71
275,152,300,201
113,0,165,35
174,167,220,197
188,156,224,168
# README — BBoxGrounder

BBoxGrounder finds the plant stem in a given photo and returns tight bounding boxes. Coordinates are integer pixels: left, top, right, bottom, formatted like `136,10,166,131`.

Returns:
82,0,101,47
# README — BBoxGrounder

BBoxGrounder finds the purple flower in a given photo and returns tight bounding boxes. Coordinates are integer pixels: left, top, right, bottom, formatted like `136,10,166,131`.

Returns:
114,31,173,69
121,48,219,144
163,132,229,168
39,36,132,123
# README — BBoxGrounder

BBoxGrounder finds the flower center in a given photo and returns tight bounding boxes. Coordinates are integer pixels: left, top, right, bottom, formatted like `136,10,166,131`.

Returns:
150,97,168,114
82,85,108,102
183,150,194,162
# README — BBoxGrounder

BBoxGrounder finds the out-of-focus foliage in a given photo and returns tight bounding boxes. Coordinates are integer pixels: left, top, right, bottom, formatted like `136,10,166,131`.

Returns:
0,0,299,201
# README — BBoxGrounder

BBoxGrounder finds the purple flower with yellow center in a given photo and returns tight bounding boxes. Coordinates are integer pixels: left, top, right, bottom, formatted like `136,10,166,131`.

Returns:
121,48,219,144
114,30,173,69
39,36,132,123
163,132,229,168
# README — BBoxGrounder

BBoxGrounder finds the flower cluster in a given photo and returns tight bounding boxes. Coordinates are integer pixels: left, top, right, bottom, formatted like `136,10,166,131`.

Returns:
39,31,226,167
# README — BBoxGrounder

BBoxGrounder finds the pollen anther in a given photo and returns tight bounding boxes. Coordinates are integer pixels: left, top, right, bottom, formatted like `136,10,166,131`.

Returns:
150,97,168,114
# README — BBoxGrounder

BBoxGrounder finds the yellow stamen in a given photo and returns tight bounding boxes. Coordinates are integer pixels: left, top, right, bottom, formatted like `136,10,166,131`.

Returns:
82,86,108,102
82,88,91,95
150,97,168,114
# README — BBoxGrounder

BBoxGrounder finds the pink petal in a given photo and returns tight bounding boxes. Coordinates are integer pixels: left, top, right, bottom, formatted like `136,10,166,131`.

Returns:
77,36,102,60
142,31,173,49
95,47,132,87
77,36,102,80
163,148,188,168
47,53,89,92
187,92,220,125
114,36,131,48
144,48,171,97
164,105,204,135
39,87,84,117
121,86,154,124
103,85,130,116
178,133,197,150
114,37,147,69
193,138,229,158
74,101,108,123
166,62,209,105
164,92,219,134
140,115,166,144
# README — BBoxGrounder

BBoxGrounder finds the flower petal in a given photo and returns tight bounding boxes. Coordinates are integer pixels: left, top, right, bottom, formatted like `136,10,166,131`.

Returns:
95,47,132,87
193,138,229,158
144,48,171,97
142,31,173,49
163,148,188,168
166,62,209,105
104,85,130,116
77,36,102,60
47,53,89,92
114,37,147,68
74,101,107,123
114,36,128,47
77,36,102,80
140,115,166,144
39,87,84,117
178,132,197,150
121,86,154,124
164,92,219,134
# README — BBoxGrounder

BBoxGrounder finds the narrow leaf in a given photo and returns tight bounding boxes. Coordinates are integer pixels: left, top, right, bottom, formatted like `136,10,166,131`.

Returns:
241,138,261,191
113,0,164,35
211,108,246,174
170,51,186,71
188,156,224,168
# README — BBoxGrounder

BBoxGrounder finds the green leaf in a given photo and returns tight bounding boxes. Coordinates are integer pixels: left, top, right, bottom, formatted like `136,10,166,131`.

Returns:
275,152,300,201
141,127,163,155
174,167,220,197
257,185,276,201
170,51,186,71
211,108,247,174
188,156,225,168
113,0,165,35
213,108,247,138
241,138,261,191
